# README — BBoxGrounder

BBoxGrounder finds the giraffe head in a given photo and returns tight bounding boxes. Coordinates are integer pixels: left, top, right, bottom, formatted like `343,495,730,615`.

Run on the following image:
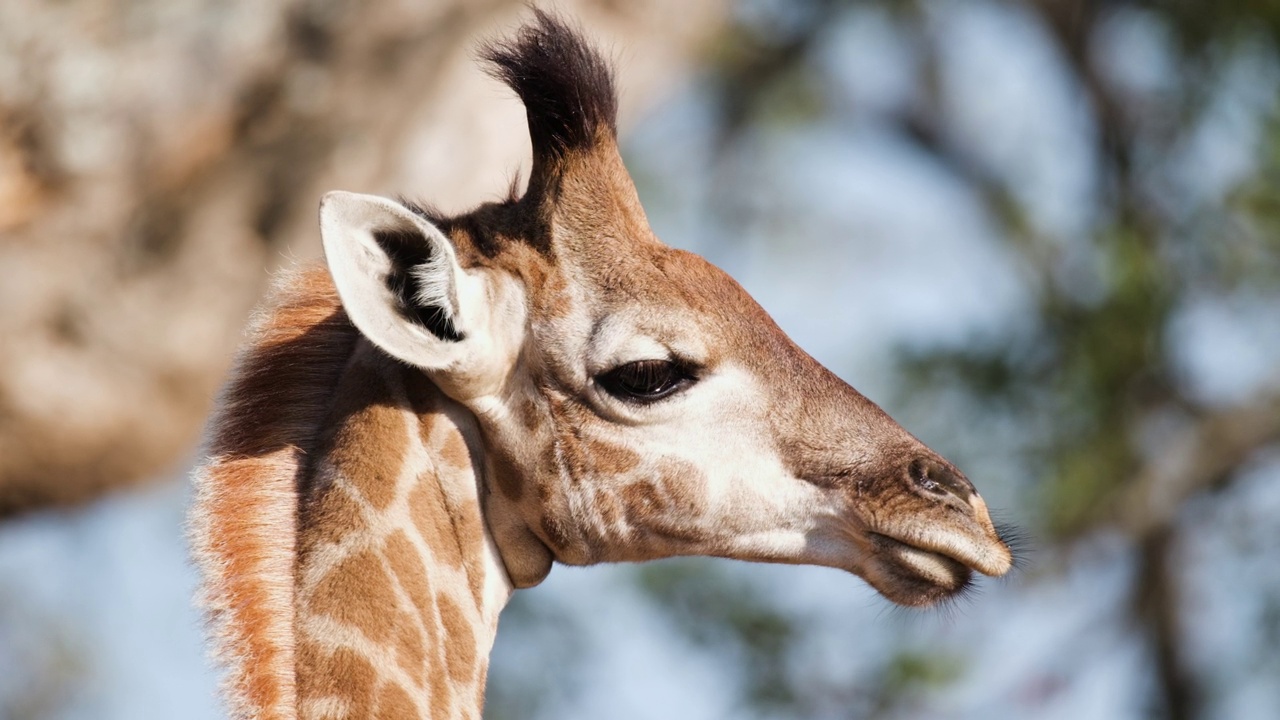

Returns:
319,11,1013,607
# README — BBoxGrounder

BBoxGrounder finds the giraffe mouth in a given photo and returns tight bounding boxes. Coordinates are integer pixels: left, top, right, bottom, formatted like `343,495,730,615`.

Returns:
863,532,980,607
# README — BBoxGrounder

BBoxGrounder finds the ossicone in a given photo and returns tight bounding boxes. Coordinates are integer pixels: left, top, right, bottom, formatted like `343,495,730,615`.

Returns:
481,9,618,178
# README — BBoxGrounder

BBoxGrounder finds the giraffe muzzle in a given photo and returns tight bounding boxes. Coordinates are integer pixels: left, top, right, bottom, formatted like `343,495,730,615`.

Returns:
850,460,1014,606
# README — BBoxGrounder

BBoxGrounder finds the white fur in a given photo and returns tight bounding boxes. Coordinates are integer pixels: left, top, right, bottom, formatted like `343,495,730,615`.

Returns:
319,191,527,402
409,251,456,322
319,191,466,370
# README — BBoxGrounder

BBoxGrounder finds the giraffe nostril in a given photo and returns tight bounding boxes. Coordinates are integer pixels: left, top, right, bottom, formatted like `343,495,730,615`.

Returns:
909,458,974,502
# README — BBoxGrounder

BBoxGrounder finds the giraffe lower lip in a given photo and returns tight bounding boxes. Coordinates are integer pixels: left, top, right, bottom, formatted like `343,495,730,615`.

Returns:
868,532,973,592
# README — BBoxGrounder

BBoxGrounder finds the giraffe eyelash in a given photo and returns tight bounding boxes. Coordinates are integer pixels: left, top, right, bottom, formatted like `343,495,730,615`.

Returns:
595,359,698,403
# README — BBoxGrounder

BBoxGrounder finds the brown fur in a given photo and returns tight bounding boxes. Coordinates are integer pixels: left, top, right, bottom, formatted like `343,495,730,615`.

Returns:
437,594,477,683
311,550,401,643
292,343,494,718
299,485,368,555
440,432,470,469
297,644,377,716
194,265,496,720
621,479,707,546
540,514,573,550
190,267,355,720
585,438,641,475
517,398,542,431
594,487,623,528
315,367,406,511
407,377,489,605
392,611,428,685
375,682,418,720
384,530,432,622
487,444,525,502
426,645,452,720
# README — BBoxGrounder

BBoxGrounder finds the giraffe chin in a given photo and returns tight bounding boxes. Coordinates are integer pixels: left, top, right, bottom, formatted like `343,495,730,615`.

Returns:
863,532,976,608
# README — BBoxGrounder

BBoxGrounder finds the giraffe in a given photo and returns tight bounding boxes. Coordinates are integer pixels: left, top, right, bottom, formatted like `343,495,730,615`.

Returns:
189,11,1014,720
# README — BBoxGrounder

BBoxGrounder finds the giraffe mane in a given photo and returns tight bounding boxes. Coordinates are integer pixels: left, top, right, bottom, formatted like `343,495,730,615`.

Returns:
189,265,357,720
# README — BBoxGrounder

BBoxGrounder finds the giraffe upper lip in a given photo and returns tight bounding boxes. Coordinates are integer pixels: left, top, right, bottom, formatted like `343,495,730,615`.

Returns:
868,529,1012,578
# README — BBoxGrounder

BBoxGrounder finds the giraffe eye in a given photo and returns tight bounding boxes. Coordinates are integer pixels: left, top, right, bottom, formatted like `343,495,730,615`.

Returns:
596,359,696,403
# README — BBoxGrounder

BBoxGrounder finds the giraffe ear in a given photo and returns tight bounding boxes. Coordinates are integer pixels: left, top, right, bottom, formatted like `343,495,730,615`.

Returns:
319,191,475,372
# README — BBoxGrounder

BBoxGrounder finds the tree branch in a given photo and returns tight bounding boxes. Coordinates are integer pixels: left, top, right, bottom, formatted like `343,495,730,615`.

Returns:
1118,393,1280,538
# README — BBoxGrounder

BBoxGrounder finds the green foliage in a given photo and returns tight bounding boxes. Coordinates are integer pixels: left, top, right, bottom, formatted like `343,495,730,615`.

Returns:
876,648,965,701
1144,0,1280,51
1228,108,1280,287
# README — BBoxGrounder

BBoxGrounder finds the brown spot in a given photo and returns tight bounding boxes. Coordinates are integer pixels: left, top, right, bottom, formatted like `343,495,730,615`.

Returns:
298,484,368,558
392,612,427,686
621,479,707,545
309,551,399,643
294,640,326,700
651,520,707,545
440,430,470,468
529,266,574,320
427,657,452,720
319,364,407,511
518,398,542,430
548,400,589,484
416,414,439,449
297,644,376,718
594,487,621,528
536,444,558,481
657,460,707,516
585,438,640,475
406,379,487,605
488,446,524,501
383,530,433,627
420,598,449,715
408,480,464,569
540,514,571,551
404,465,487,608
622,481,666,518
448,503,488,608
437,594,477,683
374,681,418,720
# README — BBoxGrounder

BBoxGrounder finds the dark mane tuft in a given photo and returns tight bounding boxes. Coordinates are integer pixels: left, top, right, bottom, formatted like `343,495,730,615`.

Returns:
482,9,617,167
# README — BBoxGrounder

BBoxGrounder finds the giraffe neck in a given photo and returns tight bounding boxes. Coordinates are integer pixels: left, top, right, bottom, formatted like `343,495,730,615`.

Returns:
294,339,512,720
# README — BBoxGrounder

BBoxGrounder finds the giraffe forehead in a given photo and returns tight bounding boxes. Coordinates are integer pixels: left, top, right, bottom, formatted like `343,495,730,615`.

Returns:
546,247,777,351
583,309,711,372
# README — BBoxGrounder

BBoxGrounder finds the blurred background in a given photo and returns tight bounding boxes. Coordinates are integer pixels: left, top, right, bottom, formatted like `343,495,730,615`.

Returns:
1,0,1278,718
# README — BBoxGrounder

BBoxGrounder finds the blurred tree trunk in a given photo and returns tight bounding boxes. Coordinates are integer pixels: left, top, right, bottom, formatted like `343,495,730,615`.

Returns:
0,0,725,517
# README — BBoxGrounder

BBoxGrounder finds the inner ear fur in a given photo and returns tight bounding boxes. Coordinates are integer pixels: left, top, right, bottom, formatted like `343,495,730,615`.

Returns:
319,191,467,370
